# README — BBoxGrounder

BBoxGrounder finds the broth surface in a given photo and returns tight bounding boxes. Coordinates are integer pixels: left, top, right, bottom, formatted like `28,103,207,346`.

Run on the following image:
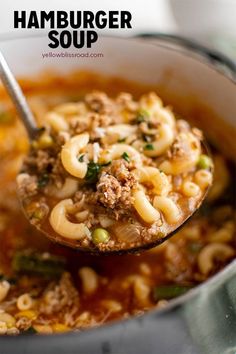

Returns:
0,73,235,334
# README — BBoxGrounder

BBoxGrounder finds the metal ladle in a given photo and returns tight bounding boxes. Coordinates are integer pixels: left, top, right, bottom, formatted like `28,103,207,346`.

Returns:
0,51,39,140
0,51,213,254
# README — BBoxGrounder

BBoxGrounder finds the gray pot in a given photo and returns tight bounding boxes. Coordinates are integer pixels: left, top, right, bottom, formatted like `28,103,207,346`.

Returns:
0,33,235,354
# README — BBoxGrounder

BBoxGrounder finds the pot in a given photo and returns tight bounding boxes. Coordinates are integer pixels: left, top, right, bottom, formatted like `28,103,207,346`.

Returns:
0,33,235,354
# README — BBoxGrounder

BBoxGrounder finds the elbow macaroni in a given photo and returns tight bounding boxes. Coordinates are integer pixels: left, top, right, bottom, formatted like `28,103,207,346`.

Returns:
100,144,142,165
48,178,79,199
133,167,171,196
159,132,201,175
182,181,200,197
140,93,175,128
133,189,160,224
0,280,10,303
79,267,98,294
49,199,91,240
144,123,174,157
194,169,213,189
46,112,69,132
106,124,137,140
61,133,89,178
153,196,181,224
198,243,234,275
16,293,33,311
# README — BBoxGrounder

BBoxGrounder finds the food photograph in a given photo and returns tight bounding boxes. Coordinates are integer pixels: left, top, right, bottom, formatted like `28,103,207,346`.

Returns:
0,1,235,354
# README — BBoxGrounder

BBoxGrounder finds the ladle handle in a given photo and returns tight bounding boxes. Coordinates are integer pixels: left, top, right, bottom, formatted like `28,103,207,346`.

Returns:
0,51,39,140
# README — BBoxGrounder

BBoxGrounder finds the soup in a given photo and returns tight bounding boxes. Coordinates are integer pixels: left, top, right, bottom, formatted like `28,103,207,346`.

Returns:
0,73,235,335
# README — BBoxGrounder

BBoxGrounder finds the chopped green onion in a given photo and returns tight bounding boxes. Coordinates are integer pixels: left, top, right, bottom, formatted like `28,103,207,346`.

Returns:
38,174,49,188
188,242,202,253
135,109,150,124
85,162,101,184
122,152,130,162
12,251,66,278
78,154,85,162
22,326,37,335
197,154,212,169
118,138,126,143
0,274,17,284
144,143,154,151
101,161,111,167
153,285,192,301
92,228,110,245
85,161,111,184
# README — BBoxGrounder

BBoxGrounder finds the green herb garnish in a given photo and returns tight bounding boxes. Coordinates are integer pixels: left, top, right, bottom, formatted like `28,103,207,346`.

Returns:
23,326,37,335
187,242,203,254
122,152,130,162
153,285,192,301
85,162,102,183
135,109,150,124
85,161,112,184
78,154,85,162
118,138,126,143
101,161,111,167
38,174,49,188
144,143,154,151
0,274,17,284
12,251,66,278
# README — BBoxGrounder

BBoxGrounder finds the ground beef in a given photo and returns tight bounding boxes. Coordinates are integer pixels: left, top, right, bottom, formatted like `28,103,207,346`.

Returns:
55,131,71,146
168,135,186,159
91,112,113,129
73,160,138,222
176,119,190,132
50,156,67,188
90,112,114,140
16,317,32,331
97,173,122,209
138,121,160,136
85,91,114,115
17,175,38,199
69,117,90,135
116,92,138,112
96,160,137,216
39,272,79,316
29,201,49,226
74,188,98,206
25,150,54,173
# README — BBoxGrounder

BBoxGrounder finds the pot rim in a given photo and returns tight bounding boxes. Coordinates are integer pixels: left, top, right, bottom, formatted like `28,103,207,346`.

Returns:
0,32,235,341
0,30,235,82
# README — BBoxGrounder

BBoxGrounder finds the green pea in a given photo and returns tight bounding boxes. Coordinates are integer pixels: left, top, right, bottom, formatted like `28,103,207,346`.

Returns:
32,208,45,220
197,154,212,169
92,228,110,244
